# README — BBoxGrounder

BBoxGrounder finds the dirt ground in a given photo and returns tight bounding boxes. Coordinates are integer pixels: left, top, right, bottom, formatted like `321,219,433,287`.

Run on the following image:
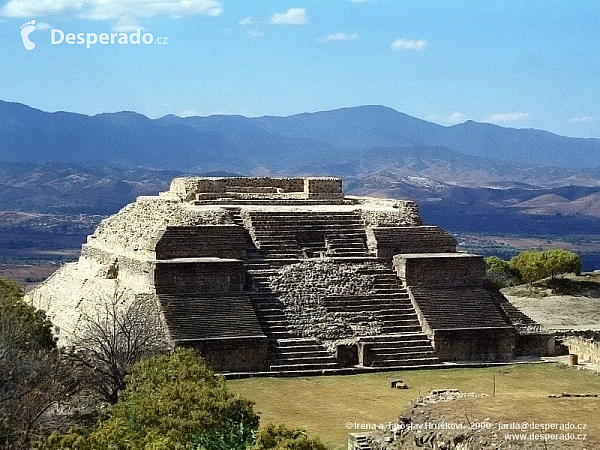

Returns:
503,273,600,330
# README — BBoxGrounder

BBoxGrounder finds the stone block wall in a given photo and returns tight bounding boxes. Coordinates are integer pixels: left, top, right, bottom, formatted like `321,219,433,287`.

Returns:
394,253,485,286
186,337,269,372
169,176,343,200
154,259,245,294
153,225,249,260
303,177,343,198
515,333,556,357
367,226,456,260
433,328,516,361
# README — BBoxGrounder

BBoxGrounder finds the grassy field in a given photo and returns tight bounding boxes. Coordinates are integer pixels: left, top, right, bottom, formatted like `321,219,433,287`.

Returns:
228,364,600,449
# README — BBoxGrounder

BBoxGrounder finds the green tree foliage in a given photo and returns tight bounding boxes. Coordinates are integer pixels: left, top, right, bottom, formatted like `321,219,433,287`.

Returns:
484,256,521,288
1,277,76,449
0,276,56,352
509,249,582,284
36,349,328,450
37,348,259,450
250,424,328,450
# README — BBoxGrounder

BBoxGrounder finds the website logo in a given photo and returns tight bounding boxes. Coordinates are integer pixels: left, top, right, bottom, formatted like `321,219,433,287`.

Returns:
20,19,35,50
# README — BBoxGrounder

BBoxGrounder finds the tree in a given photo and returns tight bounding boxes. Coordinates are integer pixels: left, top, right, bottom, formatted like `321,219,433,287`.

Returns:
484,256,521,288
509,249,582,284
543,248,582,278
0,277,77,449
66,289,169,404
36,350,329,450
36,348,260,450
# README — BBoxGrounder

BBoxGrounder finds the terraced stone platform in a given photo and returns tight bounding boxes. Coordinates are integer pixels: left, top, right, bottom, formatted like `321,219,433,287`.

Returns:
27,176,554,375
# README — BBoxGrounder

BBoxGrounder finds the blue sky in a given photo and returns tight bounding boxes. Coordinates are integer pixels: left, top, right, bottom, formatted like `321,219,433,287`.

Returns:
1,1,599,137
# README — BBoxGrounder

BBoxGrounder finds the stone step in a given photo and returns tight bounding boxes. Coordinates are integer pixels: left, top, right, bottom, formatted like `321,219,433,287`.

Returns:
368,348,436,357
269,362,339,371
368,357,440,368
323,297,412,305
271,355,337,365
272,349,333,358
325,305,415,313
367,340,433,349
358,333,428,342
380,325,423,333
327,243,366,250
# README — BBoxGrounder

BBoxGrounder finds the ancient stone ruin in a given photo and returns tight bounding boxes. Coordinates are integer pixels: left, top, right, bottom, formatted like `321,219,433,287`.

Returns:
28,176,554,375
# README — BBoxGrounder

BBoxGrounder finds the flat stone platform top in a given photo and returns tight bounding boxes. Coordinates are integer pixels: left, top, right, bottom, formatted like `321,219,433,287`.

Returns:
395,253,481,259
87,177,423,257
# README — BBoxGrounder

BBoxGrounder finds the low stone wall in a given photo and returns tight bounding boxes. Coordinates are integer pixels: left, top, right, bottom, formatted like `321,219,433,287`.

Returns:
304,177,343,198
350,198,421,227
185,337,269,372
394,253,485,286
168,176,343,200
367,226,456,260
562,336,600,364
433,328,516,361
154,259,245,294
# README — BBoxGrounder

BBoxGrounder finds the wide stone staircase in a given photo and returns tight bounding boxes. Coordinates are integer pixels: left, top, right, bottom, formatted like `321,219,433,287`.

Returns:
323,266,440,367
158,292,264,342
409,285,512,329
357,334,440,368
246,264,440,371
245,211,369,259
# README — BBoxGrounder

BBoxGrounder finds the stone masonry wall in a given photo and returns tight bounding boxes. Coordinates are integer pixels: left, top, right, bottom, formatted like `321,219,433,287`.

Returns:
349,197,422,227
394,253,486,286
367,226,456,260
268,260,388,349
563,336,600,364
27,263,171,346
88,198,233,257
168,177,343,201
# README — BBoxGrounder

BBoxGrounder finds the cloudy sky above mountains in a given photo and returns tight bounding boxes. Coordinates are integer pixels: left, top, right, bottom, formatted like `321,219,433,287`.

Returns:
0,0,599,137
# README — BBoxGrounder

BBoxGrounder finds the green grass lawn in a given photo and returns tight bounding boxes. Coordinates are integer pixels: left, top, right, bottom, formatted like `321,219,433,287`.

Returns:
227,364,600,450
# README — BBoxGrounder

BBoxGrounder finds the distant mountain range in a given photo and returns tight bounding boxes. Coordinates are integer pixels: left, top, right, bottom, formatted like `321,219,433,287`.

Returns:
2,100,600,174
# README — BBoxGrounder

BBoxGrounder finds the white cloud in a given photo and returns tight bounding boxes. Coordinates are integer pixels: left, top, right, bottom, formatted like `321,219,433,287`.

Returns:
270,7,307,25
447,112,467,124
238,16,255,26
486,112,530,123
426,112,468,125
569,116,595,124
35,21,52,30
391,38,428,51
1,0,222,19
247,29,263,38
316,32,358,43
112,15,144,32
